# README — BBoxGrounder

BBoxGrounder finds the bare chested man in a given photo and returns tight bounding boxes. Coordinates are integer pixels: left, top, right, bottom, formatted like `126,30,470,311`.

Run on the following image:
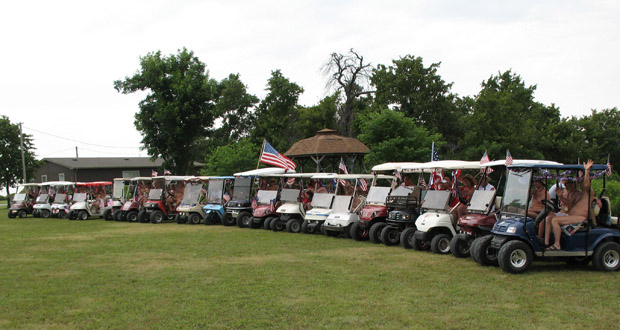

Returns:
544,160,594,250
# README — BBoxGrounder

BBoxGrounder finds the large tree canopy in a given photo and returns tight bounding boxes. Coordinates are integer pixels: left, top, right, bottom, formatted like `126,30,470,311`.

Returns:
0,116,38,201
114,48,218,175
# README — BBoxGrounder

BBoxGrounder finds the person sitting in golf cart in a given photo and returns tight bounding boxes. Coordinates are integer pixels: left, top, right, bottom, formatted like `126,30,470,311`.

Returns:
455,174,476,219
543,160,595,251
302,190,314,210
477,175,495,191
529,179,547,219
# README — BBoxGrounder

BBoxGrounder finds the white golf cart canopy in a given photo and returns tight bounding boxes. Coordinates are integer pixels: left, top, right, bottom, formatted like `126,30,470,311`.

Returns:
130,177,153,182
45,181,75,186
371,162,425,172
152,175,193,182
233,167,294,177
482,159,563,167
402,160,482,172
284,173,335,178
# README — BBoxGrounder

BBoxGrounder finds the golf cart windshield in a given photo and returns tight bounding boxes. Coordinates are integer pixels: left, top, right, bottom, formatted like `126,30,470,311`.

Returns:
312,193,334,208
36,194,48,203
113,181,124,199
181,184,202,205
468,190,496,213
366,186,391,204
54,194,66,203
257,190,278,204
280,189,300,203
232,177,251,200
421,190,450,211
501,169,532,216
73,193,87,202
149,189,163,200
391,186,413,197
207,180,224,204
332,195,352,212
13,194,26,202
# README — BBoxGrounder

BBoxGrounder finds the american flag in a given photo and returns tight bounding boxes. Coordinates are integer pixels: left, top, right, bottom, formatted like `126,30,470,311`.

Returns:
259,140,297,170
269,199,275,212
429,170,444,190
151,170,158,177
505,149,514,166
480,150,494,173
339,158,349,174
606,155,612,177
164,169,171,175
251,197,258,209
287,177,296,186
431,142,440,161
393,171,402,181
418,174,427,188
358,178,368,191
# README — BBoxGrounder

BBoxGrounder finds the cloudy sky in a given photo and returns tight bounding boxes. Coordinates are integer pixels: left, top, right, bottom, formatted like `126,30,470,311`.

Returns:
2,0,618,159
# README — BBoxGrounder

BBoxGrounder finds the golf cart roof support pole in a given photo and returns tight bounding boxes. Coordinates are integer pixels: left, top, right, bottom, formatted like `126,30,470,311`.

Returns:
256,139,266,170
522,169,534,242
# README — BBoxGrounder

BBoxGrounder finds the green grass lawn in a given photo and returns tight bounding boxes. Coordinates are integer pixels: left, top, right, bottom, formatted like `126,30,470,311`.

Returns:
1,214,619,329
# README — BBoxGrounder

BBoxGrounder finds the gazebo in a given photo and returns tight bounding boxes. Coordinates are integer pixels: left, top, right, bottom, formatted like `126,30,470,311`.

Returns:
284,128,370,173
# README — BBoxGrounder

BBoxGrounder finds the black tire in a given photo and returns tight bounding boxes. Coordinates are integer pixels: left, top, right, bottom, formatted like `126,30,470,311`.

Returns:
126,211,138,222
41,209,51,219
237,211,252,228
566,256,591,266
286,219,302,233
472,235,498,266
301,220,309,233
17,210,27,218
8,212,15,219
498,240,534,274
263,216,274,230
431,233,452,254
221,213,235,226
350,222,369,241
325,228,339,237
320,223,327,235
369,222,387,244
137,210,147,223
68,211,76,220
78,211,89,221
248,217,259,229
272,218,285,231
58,210,68,219
177,214,186,224
150,210,165,224
412,236,430,251
400,227,417,249
103,209,113,221
343,226,352,239
32,210,39,218
592,241,620,271
380,226,400,246
204,212,216,225
113,210,122,221
189,213,201,225
450,234,472,258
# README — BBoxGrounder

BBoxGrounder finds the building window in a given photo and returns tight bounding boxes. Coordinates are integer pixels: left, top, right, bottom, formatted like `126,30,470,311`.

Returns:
41,175,47,182
59,173,65,181
122,170,140,178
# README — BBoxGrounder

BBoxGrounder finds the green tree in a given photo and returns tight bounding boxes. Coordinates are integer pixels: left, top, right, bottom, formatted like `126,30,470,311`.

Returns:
576,108,620,166
114,48,218,175
0,116,38,203
371,55,463,151
201,138,260,176
252,70,304,151
357,109,442,167
293,93,339,140
211,73,259,146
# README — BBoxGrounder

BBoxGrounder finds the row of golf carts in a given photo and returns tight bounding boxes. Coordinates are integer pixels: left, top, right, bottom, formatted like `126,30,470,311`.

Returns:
8,160,620,273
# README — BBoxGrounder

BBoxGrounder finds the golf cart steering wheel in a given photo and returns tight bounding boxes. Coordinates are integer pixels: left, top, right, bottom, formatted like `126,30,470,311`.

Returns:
534,199,558,227
542,199,559,213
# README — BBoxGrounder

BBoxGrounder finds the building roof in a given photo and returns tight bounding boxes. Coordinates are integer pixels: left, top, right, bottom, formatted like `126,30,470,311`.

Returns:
43,157,202,170
284,128,370,157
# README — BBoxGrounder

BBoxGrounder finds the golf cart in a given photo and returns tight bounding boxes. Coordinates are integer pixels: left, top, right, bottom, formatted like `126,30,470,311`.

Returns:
8,183,40,218
302,173,338,234
323,174,375,238
232,168,290,228
68,181,113,220
476,162,620,273
102,178,130,221
114,177,152,222
412,160,481,254
248,175,283,229
176,176,209,225
32,183,51,218
267,173,315,232
48,181,76,219
349,174,395,241
144,176,192,223
202,176,235,226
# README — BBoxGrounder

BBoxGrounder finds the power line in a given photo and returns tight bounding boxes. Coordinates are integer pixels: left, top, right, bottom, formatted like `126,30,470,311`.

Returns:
23,126,142,149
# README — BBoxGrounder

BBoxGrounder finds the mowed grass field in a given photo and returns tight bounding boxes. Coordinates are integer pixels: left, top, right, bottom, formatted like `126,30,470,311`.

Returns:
1,212,619,329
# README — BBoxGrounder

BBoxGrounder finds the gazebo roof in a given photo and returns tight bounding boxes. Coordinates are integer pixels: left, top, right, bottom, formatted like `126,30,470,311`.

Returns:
284,128,370,157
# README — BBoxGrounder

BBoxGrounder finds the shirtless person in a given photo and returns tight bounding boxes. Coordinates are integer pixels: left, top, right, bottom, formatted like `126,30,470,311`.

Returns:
544,160,594,250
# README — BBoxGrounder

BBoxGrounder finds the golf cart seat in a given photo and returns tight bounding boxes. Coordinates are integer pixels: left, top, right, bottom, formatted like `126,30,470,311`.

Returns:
561,200,603,236
595,196,613,227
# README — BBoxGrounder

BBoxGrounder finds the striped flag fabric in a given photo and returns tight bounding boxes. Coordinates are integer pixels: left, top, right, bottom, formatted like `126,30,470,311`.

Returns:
358,178,368,192
505,149,514,166
606,154,612,177
251,197,258,209
259,140,297,170
339,158,349,174
480,150,494,174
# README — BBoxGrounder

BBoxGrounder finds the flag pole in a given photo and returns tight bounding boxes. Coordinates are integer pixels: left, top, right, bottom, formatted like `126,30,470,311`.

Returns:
431,141,435,161
256,139,266,169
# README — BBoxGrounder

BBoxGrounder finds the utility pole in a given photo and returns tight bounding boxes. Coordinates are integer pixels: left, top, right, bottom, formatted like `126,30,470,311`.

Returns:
19,123,26,183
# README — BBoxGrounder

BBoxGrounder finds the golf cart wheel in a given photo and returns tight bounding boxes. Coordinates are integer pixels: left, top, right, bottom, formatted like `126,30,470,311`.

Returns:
263,217,274,230
450,234,472,258
272,218,285,231
150,210,165,224
8,211,15,219
78,211,88,221
221,213,235,226
498,240,534,274
301,220,309,233
380,226,400,246
17,210,27,218
286,219,302,233
68,211,76,220
103,209,113,221
472,235,498,266
41,209,51,218
369,222,387,244
112,210,122,221
237,211,252,228
126,211,138,222
204,212,216,225
137,210,147,223
350,222,369,241
248,217,259,229
400,227,417,249
189,213,201,225
592,241,620,271
431,233,452,254
566,256,591,266
59,211,68,219
412,236,430,251
32,210,39,217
